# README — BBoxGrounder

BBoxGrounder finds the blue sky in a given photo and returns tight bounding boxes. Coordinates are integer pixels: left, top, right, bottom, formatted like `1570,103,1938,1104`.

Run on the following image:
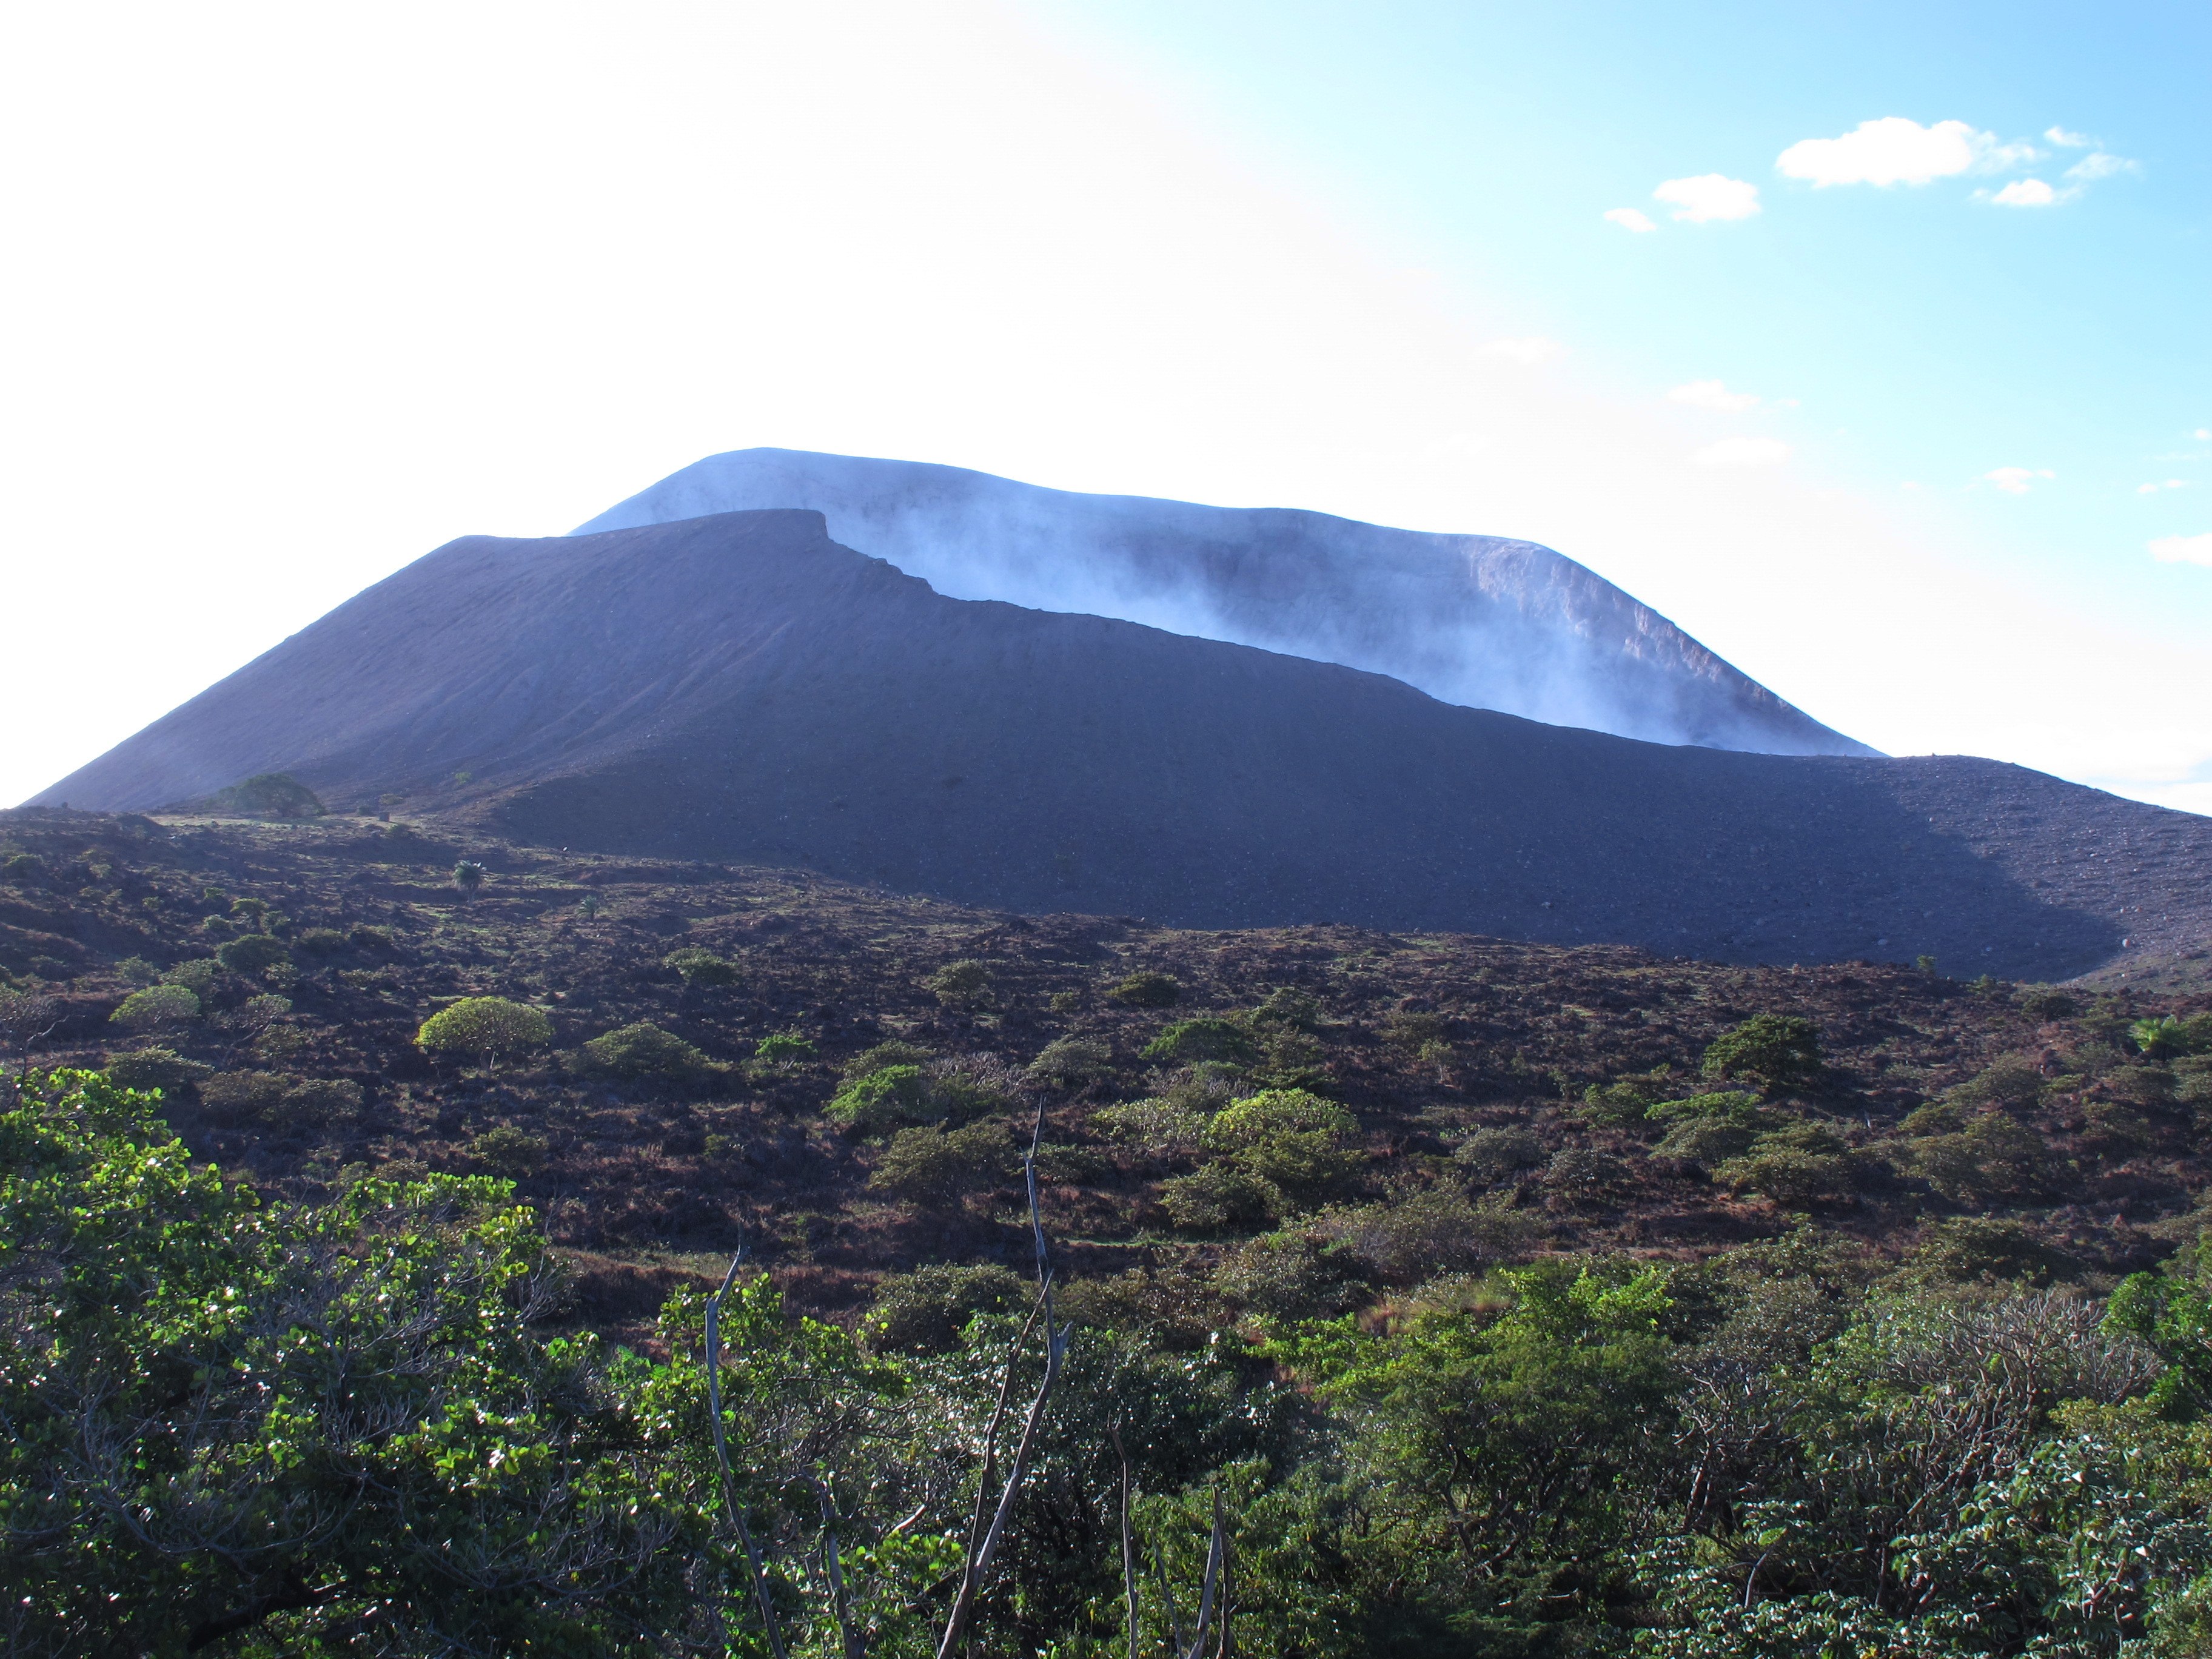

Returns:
1,2,2205,809
1041,0,2212,629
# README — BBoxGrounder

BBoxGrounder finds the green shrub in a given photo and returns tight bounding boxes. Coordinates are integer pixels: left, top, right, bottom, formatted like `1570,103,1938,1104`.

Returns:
1701,1014,1825,1092
110,984,201,1030
1159,1161,1282,1232
470,1125,549,1179
1580,1074,1671,1127
928,959,990,1009
1025,1036,1112,1089
1093,1098,1208,1163
115,956,159,986
1141,1017,1256,1067
206,772,324,819
102,1047,212,1096
1203,1088,1361,1199
215,934,291,978
828,1064,934,1133
1455,1126,1546,1184
1316,1187,1524,1283
1544,1146,1629,1199
754,1030,814,1062
863,1262,1028,1354
868,1121,1015,1205
199,1070,291,1122
1902,1112,2053,1205
200,1070,359,1131
1107,971,1180,1008
415,997,554,1068
843,1041,929,1078
452,860,486,899
2020,986,2079,1020
296,928,347,956
665,948,740,987
1250,987,1321,1031
580,1022,712,1085
1947,1054,2046,1110
1906,1218,2074,1285
1216,1231,1367,1320
1648,1093,1773,1167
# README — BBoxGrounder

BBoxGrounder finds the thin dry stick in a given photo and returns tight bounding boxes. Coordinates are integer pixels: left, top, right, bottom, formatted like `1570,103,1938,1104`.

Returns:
936,1101,1070,1659
1184,1493,1225,1659
706,1251,788,1659
813,1474,863,1659
1155,1543,1189,1659
1110,1422,1139,1659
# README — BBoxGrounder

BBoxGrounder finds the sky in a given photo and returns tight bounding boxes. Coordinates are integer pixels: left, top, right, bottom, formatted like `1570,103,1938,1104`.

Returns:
1,1,2206,812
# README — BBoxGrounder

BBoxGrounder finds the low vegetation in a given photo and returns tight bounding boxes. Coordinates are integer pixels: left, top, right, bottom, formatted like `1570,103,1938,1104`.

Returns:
2,806,2211,1654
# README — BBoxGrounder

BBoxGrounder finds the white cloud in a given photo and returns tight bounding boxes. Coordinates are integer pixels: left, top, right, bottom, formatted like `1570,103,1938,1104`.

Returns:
1775,117,2029,187
2196,429,2212,441
1980,467,2055,494
2140,480,2190,494
2045,126,2094,148
1694,437,1790,468
1990,178,2057,207
2065,151,2134,183
1603,206,1657,233
1652,173,1761,223
1481,336,1565,364
2150,534,2212,567
1667,379,1760,412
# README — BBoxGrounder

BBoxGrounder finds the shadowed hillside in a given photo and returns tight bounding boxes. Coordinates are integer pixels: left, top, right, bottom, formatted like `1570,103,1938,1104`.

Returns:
33,510,2212,982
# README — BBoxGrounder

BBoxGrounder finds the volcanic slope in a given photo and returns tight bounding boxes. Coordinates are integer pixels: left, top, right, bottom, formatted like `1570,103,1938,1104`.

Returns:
575,447,1873,757
33,509,2212,982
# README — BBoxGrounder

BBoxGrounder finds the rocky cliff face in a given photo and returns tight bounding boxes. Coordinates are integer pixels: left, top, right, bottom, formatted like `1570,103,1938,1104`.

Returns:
575,447,1875,757
35,510,2210,980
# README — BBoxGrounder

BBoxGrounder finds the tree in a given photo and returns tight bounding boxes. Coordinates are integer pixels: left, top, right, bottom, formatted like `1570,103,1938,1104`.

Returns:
0,1070,710,1656
1701,1014,1824,1093
413,995,553,1069
1107,971,1181,1008
452,859,486,899
215,932,291,977
108,982,201,1030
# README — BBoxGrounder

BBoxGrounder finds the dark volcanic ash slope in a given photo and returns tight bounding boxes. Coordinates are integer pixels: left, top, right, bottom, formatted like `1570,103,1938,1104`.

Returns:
33,511,2212,981
575,447,1874,758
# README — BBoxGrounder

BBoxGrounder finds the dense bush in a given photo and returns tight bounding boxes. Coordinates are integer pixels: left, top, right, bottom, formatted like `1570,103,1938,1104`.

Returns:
1107,970,1181,1008
9,1068,2212,1658
109,982,201,1030
100,1046,211,1096
868,1119,1016,1205
581,1020,715,1086
1701,1013,1825,1091
1141,1016,1258,1066
665,946,740,987
927,958,990,1008
215,932,292,977
414,995,554,1067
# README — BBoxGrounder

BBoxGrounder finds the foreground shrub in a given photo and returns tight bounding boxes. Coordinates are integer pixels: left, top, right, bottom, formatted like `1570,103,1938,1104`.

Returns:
101,1047,212,1097
1455,1125,1547,1184
927,958,991,1008
1701,1013,1825,1092
1142,1016,1257,1067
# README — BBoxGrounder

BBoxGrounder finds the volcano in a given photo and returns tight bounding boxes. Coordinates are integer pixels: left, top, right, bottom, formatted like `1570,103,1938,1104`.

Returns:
575,448,1874,757
33,509,2212,981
